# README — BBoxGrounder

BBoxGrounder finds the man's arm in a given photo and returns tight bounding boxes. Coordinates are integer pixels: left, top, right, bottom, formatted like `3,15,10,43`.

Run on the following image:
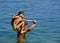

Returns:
29,20,37,30
25,20,33,22
25,20,37,32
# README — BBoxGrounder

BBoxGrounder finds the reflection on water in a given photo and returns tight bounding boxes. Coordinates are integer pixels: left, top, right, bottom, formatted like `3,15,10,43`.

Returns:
0,0,60,43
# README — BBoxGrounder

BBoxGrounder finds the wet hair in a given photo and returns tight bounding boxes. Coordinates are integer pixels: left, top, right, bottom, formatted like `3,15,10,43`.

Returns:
17,11,24,16
11,11,24,26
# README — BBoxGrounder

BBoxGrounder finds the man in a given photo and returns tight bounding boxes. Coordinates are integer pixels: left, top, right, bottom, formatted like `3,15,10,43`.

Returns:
11,11,37,43
17,20,37,43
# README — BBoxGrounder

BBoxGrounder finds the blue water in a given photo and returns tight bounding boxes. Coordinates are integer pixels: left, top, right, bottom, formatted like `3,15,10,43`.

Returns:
0,0,60,43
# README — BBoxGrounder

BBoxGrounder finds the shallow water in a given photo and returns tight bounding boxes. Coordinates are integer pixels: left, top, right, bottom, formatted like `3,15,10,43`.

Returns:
0,0,60,43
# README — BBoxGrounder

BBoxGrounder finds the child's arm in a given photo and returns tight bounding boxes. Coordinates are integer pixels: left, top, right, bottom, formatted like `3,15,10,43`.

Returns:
12,14,19,19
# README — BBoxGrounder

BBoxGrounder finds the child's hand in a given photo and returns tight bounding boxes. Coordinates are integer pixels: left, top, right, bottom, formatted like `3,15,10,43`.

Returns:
12,14,19,18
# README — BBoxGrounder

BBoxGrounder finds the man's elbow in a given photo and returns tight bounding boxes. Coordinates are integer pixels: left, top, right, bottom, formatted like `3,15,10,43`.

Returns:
29,27,33,31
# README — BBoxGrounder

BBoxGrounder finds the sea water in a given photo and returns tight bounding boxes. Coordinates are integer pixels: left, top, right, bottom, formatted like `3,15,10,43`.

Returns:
0,0,60,43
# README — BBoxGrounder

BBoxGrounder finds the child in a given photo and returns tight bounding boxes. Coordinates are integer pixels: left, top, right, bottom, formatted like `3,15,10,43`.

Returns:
11,11,25,31
11,11,33,33
12,14,33,32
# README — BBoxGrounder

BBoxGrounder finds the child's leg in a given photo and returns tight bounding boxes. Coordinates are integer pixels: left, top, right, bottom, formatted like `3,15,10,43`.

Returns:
16,22,23,30
22,21,24,31
21,21,26,33
15,21,25,32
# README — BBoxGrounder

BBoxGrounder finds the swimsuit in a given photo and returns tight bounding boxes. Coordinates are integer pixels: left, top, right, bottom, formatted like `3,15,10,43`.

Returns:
13,26,17,31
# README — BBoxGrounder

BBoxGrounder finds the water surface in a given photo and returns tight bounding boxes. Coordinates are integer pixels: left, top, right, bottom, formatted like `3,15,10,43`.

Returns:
0,0,60,43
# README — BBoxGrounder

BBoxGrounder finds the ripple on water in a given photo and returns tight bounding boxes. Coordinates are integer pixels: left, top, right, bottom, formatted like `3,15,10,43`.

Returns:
0,0,60,43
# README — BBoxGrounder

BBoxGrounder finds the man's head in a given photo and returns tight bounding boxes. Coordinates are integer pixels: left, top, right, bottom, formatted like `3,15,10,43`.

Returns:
17,11,24,19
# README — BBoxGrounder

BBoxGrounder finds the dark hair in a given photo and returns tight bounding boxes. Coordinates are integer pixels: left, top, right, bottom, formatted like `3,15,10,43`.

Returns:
17,11,24,15
11,18,16,26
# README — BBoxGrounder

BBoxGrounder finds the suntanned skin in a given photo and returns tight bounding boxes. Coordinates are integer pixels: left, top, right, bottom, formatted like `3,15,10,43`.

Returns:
12,14,25,31
12,14,37,43
12,14,34,31
17,20,37,43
